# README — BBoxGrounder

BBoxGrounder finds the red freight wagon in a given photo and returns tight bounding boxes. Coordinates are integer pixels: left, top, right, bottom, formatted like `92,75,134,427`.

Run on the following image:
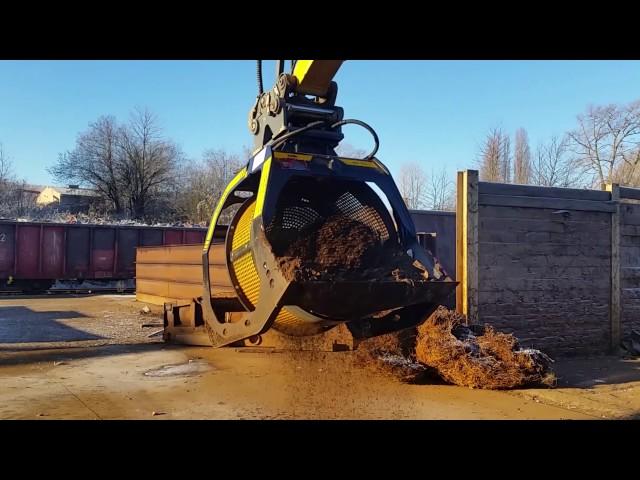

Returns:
0,220,207,291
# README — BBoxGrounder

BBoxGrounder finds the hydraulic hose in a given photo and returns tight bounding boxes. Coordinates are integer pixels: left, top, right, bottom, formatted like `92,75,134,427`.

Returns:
257,60,263,96
330,119,379,160
270,118,380,160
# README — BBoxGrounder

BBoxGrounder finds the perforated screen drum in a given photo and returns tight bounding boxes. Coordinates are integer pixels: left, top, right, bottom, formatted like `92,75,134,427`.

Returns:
227,176,398,336
266,177,397,256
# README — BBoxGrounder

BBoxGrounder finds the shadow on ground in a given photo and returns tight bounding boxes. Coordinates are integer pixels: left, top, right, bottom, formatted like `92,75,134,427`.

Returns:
552,355,640,388
0,306,103,343
0,342,168,366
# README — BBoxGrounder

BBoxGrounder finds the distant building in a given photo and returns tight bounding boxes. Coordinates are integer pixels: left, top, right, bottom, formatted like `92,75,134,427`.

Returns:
20,184,46,203
35,185,99,213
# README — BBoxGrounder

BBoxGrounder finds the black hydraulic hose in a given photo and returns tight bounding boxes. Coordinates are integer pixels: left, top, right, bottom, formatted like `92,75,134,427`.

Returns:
270,120,327,150
331,119,379,160
269,118,380,160
256,60,263,96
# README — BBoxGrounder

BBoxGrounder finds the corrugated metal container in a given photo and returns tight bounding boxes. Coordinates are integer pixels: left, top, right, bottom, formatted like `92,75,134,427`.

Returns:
410,210,456,309
410,210,456,277
135,242,235,306
0,221,207,286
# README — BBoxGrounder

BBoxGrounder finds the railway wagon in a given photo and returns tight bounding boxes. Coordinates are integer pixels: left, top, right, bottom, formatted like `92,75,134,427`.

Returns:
0,220,207,291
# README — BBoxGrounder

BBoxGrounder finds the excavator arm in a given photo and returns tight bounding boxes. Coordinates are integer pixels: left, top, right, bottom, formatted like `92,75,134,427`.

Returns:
291,60,343,97
248,60,348,155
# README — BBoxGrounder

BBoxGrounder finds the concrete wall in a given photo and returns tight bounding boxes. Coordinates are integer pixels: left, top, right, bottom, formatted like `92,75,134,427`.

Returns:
477,203,612,355
456,170,629,356
619,189,640,337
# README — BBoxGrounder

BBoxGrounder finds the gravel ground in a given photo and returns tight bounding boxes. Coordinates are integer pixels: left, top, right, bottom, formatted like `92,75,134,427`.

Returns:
0,295,637,419
0,294,161,351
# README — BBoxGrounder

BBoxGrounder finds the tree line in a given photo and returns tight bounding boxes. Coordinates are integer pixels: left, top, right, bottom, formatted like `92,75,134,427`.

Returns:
478,99,640,189
0,143,36,218
3,96,639,223
385,97,640,212
45,108,247,224
0,109,248,224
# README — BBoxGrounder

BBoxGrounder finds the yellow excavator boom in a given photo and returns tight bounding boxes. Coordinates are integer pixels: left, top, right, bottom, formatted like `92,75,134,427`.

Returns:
292,60,344,97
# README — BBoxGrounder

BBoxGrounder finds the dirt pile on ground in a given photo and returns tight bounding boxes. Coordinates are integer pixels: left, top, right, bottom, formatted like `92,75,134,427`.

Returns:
275,214,429,283
354,307,556,389
354,330,434,383
413,307,556,389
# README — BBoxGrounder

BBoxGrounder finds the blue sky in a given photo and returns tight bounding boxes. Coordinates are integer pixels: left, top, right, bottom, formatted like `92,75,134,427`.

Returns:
1,60,639,185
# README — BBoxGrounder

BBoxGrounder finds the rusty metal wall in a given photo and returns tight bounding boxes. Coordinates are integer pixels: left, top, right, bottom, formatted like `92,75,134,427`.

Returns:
135,242,234,305
0,223,16,275
0,220,208,283
16,225,40,277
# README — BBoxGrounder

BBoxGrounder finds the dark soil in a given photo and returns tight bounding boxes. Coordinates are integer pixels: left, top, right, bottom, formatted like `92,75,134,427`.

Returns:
275,214,429,283
354,329,437,383
414,307,557,389
354,307,556,390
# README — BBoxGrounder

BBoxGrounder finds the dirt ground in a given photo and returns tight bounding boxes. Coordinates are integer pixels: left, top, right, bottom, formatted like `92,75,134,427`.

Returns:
1,295,638,420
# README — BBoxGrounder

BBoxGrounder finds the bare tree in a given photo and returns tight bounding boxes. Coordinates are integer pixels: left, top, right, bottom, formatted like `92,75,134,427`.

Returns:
0,143,15,216
513,128,532,184
0,144,37,218
567,100,640,186
610,146,640,186
532,135,583,187
49,116,124,213
479,127,510,183
425,167,455,211
51,109,182,219
336,143,368,158
399,162,428,209
241,145,254,161
117,108,183,218
0,142,12,183
9,180,38,217
176,149,245,224
501,134,511,183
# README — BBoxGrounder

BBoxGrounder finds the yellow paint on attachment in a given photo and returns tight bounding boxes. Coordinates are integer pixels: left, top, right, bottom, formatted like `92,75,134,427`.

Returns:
231,200,255,251
372,158,390,175
339,158,381,170
253,157,272,219
228,200,260,307
233,251,261,307
273,307,307,332
273,151,312,162
203,167,247,251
